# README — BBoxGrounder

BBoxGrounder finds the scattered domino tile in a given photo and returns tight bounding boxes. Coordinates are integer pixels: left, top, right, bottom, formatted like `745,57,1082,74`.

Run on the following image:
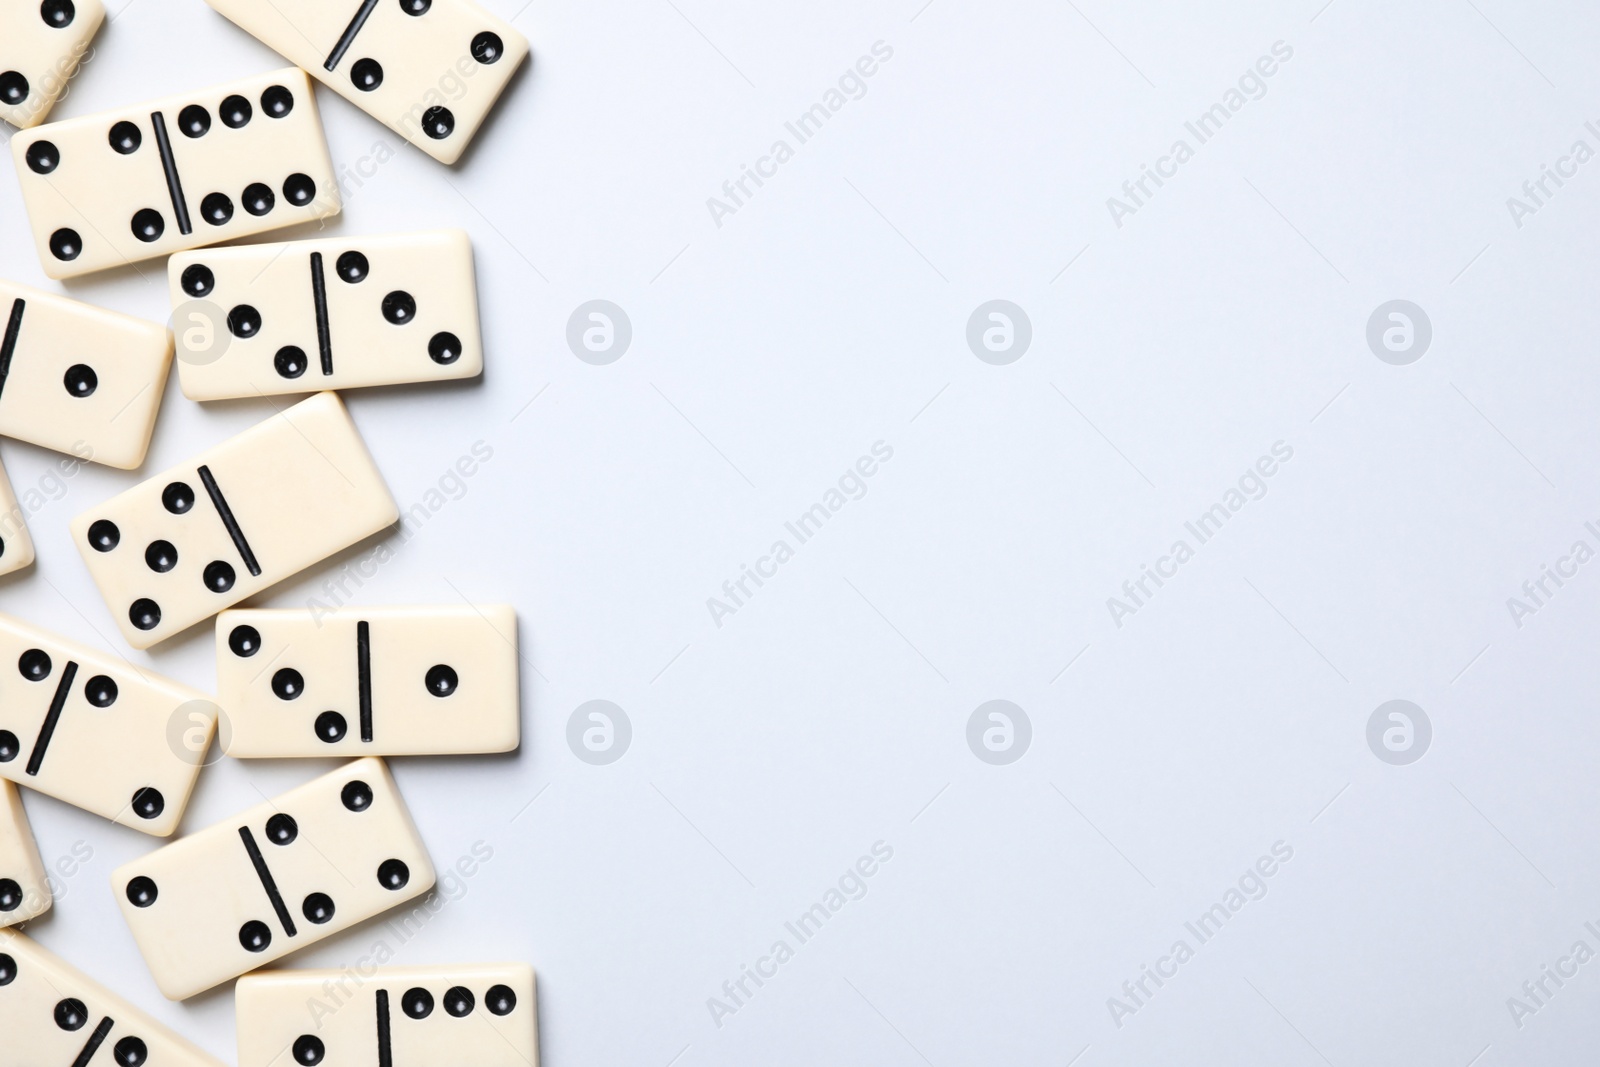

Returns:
0,928,228,1066
203,0,529,165
113,757,436,1000
71,392,398,649
0,0,104,129
0,781,48,927
236,962,538,1067
0,278,174,469
0,612,218,836
217,604,520,757
170,230,483,400
9,67,340,279
0,457,35,579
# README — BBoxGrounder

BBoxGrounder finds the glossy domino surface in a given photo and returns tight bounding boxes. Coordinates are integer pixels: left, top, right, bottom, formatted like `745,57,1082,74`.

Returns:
0,928,227,1066
71,392,398,649
113,757,436,1000
0,278,173,469
218,604,520,757
10,68,339,278
236,963,538,1067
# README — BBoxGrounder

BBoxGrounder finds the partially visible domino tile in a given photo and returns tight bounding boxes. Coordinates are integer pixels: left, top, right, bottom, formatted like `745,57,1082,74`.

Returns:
237,963,538,1067
0,612,217,836
0,457,35,578
170,230,483,400
0,928,227,1066
0,0,104,129
10,67,340,279
0,278,174,469
218,604,520,757
0,781,48,926
204,0,528,164
113,757,436,1000
71,392,398,649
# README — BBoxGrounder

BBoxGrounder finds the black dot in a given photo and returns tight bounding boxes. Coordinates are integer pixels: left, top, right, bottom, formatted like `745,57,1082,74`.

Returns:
377,859,410,890
272,668,303,700
425,664,458,697
275,346,307,378
88,518,120,550
108,121,141,153
0,878,21,911
266,813,298,845
125,875,158,907
178,104,210,138
261,85,294,118
129,599,160,631
421,106,455,140
399,0,431,12
239,920,271,952
342,780,373,811
112,1037,148,1067
40,0,75,27
351,58,383,91
382,291,416,325
50,228,81,261
0,72,28,106
403,988,433,1018
0,954,14,984
444,986,474,1016
227,305,261,338
283,173,316,206
162,482,194,513
220,94,252,128
201,192,233,226
230,625,262,657
0,732,14,762
131,209,164,243
84,675,117,707
63,364,97,397
131,787,163,819
472,31,504,64
243,183,275,216
314,711,347,743
336,251,369,283
302,892,335,924
181,265,215,297
55,998,87,1030
486,985,516,1015
292,1036,324,1065
428,332,462,365
25,141,58,174
144,540,176,572
201,558,235,592
18,649,51,681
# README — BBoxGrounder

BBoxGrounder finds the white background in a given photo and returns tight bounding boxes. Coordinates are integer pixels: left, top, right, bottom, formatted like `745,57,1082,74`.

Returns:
5,0,1600,1064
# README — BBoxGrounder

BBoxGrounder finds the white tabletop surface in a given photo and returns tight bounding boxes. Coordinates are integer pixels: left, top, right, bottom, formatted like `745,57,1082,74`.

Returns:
4,1,1599,1064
